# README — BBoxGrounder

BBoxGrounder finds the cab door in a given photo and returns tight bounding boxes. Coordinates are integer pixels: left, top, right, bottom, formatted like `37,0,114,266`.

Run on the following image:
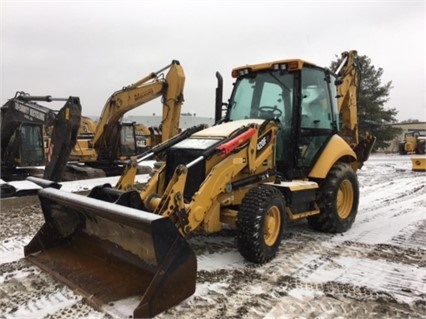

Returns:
119,123,137,158
19,123,45,166
297,68,335,170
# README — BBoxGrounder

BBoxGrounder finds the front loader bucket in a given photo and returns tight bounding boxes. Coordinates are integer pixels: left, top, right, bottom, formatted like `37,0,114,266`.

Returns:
24,187,197,318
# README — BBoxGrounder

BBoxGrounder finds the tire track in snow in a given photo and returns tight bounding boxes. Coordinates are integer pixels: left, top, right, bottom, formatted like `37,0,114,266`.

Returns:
0,237,31,264
337,169,426,248
161,225,425,319
1,154,425,319
390,219,426,250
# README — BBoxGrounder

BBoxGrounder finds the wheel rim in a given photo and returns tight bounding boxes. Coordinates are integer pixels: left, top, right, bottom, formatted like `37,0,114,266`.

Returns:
337,179,354,219
264,206,281,246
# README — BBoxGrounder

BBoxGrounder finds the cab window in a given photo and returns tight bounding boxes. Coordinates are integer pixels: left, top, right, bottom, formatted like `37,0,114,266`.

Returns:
297,68,333,169
301,69,333,130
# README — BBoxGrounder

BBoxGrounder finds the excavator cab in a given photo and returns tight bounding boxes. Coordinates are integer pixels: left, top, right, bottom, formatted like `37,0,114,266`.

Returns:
1,94,81,181
2,123,45,169
19,123,45,166
119,123,138,157
1,101,45,173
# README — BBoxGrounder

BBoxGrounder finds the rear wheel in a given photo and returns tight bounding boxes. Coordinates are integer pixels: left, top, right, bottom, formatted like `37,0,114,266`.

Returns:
236,185,286,264
308,162,359,233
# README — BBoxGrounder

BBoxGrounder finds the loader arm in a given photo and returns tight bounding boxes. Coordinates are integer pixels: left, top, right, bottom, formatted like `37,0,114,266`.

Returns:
142,122,278,234
115,124,207,191
184,126,276,234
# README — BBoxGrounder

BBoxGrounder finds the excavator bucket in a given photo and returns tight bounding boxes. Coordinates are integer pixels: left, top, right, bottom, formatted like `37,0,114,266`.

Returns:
24,187,197,318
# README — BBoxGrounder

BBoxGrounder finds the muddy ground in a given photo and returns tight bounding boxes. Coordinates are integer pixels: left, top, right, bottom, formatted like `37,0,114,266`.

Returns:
0,154,425,319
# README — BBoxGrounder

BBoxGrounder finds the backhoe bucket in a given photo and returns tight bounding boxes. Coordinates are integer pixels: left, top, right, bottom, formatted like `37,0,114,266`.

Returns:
24,187,197,318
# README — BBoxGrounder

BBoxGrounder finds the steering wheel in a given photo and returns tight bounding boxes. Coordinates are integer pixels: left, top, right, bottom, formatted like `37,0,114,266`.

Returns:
258,106,283,118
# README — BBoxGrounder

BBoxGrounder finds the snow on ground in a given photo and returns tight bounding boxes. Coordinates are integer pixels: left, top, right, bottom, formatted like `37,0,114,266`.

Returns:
0,154,425,318
1,161,157,195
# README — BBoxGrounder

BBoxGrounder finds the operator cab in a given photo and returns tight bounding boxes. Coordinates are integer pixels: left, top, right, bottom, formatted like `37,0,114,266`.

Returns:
18,123,45,166
1,123,45,170
96,122,138,163
223,60,340,179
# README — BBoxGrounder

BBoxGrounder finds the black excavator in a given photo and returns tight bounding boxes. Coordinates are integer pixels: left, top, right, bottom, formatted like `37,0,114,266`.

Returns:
1,92,81,197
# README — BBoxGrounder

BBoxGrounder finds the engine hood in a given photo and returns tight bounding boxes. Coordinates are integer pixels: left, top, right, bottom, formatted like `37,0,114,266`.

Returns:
192,119,265,138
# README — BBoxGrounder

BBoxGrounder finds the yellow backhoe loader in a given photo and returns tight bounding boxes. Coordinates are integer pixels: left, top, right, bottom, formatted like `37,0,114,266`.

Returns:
398,130,426,155
64,60,185,179
25,51,375,318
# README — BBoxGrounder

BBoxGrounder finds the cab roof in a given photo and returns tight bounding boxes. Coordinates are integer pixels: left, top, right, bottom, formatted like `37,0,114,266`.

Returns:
232,58,318,77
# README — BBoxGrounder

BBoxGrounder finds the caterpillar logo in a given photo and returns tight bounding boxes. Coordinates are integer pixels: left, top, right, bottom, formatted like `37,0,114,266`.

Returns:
257,131,272,153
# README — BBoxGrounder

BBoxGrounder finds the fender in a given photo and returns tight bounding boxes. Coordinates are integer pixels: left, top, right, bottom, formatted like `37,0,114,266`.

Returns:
309,135,356,179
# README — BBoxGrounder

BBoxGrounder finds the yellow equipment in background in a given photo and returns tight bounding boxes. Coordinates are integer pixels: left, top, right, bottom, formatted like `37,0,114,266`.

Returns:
399,130,426,155
411,156,426,171
65,60,185,179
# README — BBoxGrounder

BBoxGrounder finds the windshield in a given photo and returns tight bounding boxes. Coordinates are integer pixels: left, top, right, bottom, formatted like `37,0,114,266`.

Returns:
120,124,136,156
21,124,44,165
228,71,294,126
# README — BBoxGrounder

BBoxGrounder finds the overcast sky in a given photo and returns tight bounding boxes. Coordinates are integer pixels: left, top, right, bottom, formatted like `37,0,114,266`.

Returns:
1,0,425,122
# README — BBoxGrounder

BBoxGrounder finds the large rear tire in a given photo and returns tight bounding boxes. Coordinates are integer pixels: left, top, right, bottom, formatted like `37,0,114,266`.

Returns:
308,162,359,233
236,185,286,264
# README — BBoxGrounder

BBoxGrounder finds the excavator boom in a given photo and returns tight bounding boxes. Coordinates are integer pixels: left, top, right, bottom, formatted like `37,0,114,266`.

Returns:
334,50,376,168
43,97,82,181
92,60,184,155
68,61,185,180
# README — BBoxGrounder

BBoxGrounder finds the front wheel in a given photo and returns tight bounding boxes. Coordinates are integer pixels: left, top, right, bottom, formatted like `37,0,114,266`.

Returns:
236,185,286,264
308,162,359,233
